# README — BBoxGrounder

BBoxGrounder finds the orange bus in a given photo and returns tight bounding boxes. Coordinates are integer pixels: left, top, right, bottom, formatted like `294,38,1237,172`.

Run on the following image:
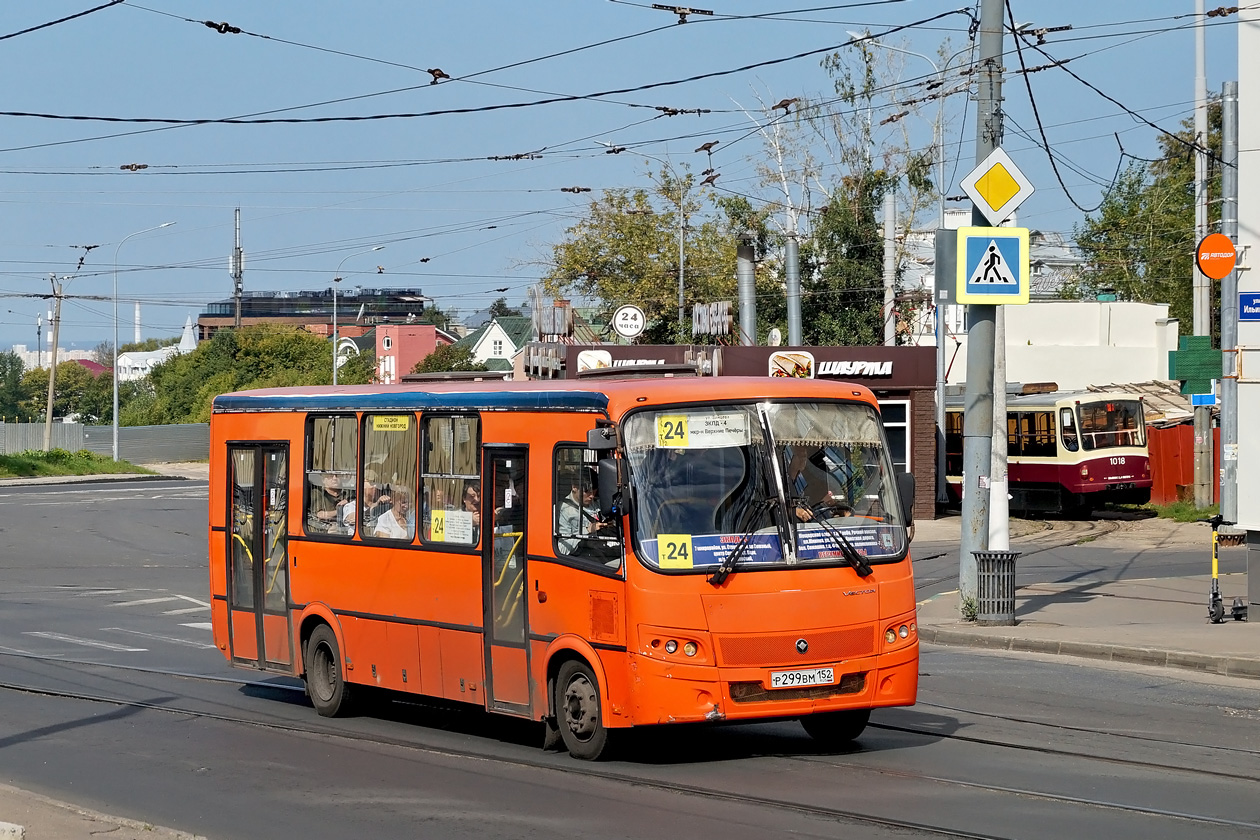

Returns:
209,376,919,759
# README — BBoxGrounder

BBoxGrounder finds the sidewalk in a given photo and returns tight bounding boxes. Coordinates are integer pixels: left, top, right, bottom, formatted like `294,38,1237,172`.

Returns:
914,513,1259,681
0,784,203,840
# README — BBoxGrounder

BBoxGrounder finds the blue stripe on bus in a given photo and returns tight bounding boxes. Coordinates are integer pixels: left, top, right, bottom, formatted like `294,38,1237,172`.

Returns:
213,390,610,413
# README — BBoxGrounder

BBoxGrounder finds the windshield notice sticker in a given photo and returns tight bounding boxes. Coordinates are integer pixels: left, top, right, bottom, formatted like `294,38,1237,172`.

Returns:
655,412,751,449
657,534,694,568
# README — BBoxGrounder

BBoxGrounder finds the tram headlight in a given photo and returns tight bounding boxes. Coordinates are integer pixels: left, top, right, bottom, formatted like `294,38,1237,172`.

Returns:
665,640,678,654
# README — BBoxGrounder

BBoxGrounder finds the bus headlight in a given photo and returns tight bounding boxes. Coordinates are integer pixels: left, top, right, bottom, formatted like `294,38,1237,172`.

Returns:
683,641,697,657
886,629,897,644
899,624,909,638
665,640,678,654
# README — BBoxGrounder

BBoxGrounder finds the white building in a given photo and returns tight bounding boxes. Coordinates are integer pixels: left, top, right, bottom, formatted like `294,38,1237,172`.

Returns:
10,344,93,371
930,300,1180,391
116,317,198,381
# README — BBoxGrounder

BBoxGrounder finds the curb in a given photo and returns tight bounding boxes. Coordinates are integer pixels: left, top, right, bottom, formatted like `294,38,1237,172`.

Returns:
0,473,179,487
920,626,1260,680
0,822,22,839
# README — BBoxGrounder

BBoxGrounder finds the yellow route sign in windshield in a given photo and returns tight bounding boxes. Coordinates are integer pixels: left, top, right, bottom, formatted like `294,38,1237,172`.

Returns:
656,412,750,449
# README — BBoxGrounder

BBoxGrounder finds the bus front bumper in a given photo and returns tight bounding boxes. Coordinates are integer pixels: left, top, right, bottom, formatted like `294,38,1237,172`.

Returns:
624,642,919,725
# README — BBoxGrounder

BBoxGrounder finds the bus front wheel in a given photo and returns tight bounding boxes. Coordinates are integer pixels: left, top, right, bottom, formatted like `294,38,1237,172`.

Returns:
800,708,870,746
305,624,353,717
555,660,609,760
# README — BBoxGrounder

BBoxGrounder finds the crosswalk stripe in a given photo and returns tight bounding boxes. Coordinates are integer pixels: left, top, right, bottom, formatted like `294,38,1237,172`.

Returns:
180,622,213,631
102,628,214,650
163,606,209,615
75,589,128,597
110,597,180,608
24,632,146,652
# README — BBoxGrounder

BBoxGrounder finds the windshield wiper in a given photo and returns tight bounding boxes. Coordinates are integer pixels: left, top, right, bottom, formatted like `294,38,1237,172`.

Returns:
795,507,873,578
707,497,774,587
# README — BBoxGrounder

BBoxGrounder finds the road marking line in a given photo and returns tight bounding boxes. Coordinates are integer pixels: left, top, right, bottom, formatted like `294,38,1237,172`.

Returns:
180,622,213,631
102,628,215,650
110,597,180,608
163,606,209,615
173,594,211,606
75,589,129,597
23,632,146,652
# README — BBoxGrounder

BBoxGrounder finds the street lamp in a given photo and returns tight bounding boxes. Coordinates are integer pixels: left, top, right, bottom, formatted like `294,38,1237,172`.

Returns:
851,32,973,505
113,222,175,462
599,143,687,342
333,246,383,385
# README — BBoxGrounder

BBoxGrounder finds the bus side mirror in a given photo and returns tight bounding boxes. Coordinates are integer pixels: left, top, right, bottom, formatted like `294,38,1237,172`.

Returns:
597,458,623,519
587,427,617,451
896,472,915,527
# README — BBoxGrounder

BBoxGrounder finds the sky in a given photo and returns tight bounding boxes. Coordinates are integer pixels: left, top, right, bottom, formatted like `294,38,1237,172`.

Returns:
0,1,1241,353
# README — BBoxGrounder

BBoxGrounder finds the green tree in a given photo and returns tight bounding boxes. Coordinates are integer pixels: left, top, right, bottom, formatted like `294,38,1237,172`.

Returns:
139,325,356,424
488,297,523,318
0,351,27,421
543,169,738,344
1074,100,1222,338
411,343,488,374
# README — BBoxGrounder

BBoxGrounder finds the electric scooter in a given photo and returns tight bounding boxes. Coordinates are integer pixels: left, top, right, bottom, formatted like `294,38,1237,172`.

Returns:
1201,514,1248,624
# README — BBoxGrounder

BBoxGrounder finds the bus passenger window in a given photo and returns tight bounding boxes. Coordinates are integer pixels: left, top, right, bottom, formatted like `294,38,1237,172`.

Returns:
305,415,357,537
421,415,480,546
554,446,621,568
1060,408,1078,452
364,414,417,542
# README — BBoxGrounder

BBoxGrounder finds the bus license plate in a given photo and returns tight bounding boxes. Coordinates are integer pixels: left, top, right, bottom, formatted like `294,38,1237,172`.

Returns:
770,667,835,688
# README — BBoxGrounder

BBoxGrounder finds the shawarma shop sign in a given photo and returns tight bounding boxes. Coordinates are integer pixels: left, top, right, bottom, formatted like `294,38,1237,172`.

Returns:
769,351,892,379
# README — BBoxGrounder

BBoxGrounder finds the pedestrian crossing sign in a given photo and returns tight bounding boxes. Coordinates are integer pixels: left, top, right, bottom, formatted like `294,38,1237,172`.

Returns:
955,226,1030,305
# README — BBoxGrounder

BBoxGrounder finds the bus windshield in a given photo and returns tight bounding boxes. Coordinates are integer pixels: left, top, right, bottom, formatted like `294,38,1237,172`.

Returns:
624,401,908,573
1077,399,1145,451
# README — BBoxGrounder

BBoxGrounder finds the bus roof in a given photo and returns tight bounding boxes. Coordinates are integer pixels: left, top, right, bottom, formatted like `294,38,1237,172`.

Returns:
211,376,878,416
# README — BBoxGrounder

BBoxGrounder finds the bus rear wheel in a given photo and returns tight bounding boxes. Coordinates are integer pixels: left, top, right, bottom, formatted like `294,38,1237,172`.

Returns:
800,709,870,746
555,660,609,760
305,624,353,717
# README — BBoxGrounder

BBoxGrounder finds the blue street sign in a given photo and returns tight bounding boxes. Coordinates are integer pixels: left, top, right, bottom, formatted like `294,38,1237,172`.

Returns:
955,227,1030,304
1240,292,1260,321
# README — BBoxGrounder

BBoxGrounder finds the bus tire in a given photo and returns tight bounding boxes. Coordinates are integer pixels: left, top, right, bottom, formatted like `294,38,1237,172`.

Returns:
800,708,870,746
555,660,609,760
305,624,353,717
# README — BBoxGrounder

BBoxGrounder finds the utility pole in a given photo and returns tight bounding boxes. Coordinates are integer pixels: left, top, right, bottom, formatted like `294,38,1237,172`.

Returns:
43,277,63,452
1220,80,1239,523
1192,0,1212,508
36,316,42,370
958,0,1005,604
883,190,897,345
785,233,802,345
736,232,757,345
231,208,244,328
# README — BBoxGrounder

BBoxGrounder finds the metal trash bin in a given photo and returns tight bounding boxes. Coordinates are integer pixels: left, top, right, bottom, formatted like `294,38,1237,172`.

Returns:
973,550,1020,626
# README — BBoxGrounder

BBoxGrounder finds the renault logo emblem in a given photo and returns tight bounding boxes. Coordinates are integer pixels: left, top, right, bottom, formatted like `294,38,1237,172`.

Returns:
795,638,809,654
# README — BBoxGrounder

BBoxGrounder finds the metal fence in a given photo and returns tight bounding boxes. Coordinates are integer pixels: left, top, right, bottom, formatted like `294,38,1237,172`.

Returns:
0,422,84,454
0,422,209,464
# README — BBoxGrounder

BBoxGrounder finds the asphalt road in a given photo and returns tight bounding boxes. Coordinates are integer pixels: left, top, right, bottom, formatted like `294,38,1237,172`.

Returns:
1,479,1257,839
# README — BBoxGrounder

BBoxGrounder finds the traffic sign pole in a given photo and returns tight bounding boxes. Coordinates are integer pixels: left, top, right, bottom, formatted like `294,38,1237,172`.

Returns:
958,0,1005,612
1220,80,1239,523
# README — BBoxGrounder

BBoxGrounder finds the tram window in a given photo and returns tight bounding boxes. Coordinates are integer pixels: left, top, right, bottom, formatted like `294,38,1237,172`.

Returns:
1019,411,1056,458
944,411,963,475
554,446,622,568
421,415,480,547
364,414,417,542
305,415,357,537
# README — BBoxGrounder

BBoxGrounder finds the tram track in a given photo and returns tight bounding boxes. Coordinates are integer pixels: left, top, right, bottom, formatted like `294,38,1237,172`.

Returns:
1,652,1257,838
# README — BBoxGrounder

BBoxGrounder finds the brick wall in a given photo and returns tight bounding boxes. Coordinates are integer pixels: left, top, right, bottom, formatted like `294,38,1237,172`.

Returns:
910,388,938,521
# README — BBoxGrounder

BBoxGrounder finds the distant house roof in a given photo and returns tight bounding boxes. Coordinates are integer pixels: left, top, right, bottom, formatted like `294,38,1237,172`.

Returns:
75,359,109,377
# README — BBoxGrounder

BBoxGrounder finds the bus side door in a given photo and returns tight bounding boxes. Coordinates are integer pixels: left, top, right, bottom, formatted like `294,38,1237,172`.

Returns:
482,446,530,714
227,444,294,671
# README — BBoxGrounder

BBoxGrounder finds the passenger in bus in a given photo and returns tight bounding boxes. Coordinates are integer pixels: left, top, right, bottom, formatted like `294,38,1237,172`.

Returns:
309,472,353,534
372,486,415,541
463,482,482,541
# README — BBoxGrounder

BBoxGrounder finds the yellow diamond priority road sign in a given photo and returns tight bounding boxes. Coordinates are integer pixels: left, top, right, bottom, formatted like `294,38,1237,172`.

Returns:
960,147,1034,226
